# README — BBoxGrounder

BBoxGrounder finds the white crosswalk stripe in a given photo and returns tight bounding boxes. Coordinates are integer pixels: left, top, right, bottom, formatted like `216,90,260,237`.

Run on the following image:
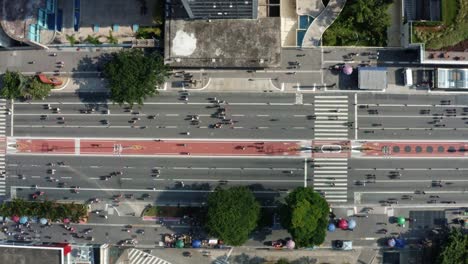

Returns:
0,99,6,196
295,92,303,105
312,158,348,203
128,248,172,264
313,95,349,140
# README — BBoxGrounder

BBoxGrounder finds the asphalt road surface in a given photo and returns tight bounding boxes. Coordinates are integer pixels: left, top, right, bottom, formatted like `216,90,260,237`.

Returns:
6,156,303,203
11,92,353,140
5,91,468,207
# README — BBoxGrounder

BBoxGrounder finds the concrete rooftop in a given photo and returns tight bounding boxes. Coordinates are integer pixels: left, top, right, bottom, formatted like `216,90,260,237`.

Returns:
164,17,281,68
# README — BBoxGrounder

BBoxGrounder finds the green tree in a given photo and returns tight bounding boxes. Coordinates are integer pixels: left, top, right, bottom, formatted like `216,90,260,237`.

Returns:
437,228,468,264
276,259,290,264
1,70,27,99
25,77,53,100
66,34,78,46
85,35,102,45
323,0,391,46
106,31,118,44
205,186,261,246
103,49,170,106
280,187,329,248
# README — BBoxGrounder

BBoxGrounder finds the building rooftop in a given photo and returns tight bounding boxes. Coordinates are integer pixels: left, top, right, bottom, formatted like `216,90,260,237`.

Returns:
0,243,63,264
176,0,258,19
436,68,468,89
164,17,281,68
358,67,388,90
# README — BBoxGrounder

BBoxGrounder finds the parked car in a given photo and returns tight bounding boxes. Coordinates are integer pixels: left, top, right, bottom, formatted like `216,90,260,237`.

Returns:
332,240,352,250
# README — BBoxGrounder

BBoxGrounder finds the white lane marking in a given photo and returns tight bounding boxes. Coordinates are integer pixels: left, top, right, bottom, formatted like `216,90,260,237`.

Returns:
314,129,348,132
358,127,468,130
314,162,348,165
315,120,349,124
354,93,358,140
314,158,348,161
314,100,348,103
375,179,468,183
314,170,348,174
316,116,347,120
315,96,348,99
314,133,348,136
14,102,299,106
314,175,348,178
304,158,307,188
315,104,349,108
14,113,139,116
11,99,14,137
7,136,306,142
313,137,349,140
357,104,468,107
358,115,468,118
314,112,348,116
314,179,348,182
314,109,348,113
353,168,468,171
316,166,348,169
313,187,347,190
315,125,348,128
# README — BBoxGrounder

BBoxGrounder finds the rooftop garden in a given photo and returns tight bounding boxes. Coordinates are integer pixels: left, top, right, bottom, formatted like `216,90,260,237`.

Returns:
412,0,468,50
322,0,392,46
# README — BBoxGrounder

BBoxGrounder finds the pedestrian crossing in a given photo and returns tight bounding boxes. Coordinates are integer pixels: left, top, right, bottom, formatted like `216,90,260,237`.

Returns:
0,99,7,197
313,95,349,140
128,249,171,264
312,158,348,203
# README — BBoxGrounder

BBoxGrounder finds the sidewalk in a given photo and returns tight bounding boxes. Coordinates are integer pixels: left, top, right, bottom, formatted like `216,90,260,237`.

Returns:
51,77,109,93
53,76,444,94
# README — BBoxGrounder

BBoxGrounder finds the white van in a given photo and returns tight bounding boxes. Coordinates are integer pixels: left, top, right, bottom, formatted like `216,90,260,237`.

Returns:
404,68,413,87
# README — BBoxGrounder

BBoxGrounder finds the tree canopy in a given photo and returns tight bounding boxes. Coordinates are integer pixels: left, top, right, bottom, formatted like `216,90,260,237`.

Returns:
205,186,261,246
280,187,329,247
0,198,88,222
1,71,27,99
323,0,392,46
103,49,170,106
25,78,53,100
1,71,53,100
437,228,468,264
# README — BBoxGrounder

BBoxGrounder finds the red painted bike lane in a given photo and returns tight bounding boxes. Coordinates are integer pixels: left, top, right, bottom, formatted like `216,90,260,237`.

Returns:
12,138,302,157
361,141,468,157
14,139,75,154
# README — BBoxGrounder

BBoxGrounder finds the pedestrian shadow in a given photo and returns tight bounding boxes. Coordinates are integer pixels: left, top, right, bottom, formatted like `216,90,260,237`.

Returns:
226,253,266,264
71,52,113,104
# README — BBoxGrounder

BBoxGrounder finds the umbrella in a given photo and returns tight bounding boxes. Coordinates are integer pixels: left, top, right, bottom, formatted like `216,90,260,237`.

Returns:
192,240,201,248
387,238,396,247
286,240,295,249
40,218,48,225
4,217,11,222
338,219,348,230
63,218,70,224
395,238,406,249
175,240,184,248
397,217,406,225
342,65,353,75
19,216,28,224
328,223,336,232
348,219,357,229
12,215,20,223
